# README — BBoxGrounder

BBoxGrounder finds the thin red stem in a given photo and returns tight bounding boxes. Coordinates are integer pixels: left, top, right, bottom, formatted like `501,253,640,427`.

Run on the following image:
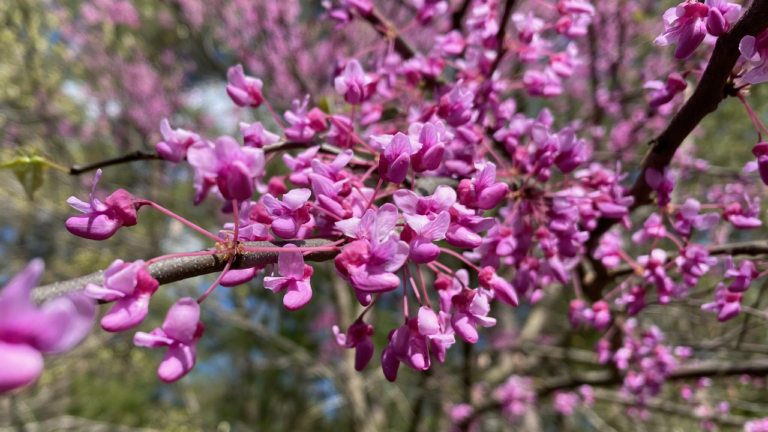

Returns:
365,178,384,212
141,201,222,242
198,255,234,303
416,264,432,308
439,247,481,272
263,99,286,130
307,202,343,221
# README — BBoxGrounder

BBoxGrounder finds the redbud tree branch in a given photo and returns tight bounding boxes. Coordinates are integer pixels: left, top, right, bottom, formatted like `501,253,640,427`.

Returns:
32,239,337,304
584,0,768,299
359,8,419,60
487,0,518,79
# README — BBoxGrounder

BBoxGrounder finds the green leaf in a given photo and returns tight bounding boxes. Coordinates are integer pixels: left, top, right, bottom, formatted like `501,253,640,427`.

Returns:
11,158,46,199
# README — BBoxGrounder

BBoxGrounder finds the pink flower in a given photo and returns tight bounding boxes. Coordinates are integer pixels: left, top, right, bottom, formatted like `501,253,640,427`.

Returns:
632,213,667,244
156,118,200,162
554,127,587,173
436,269,466,313
654,0,709,59
402,211,450,263
645,167,675,207
409,121,450,172
740,30,768,84
744,142,768,185
723,195,762,229
134,298,205,383
438,80,474,127
523,68,563,97
478,266,519,307
283,145,320,186
458,163,510,210
644,73,687,108
381,308,450,381
66,169,142,240
284,96,326,143
549,43,579,78
334,59,372,105
264,244,314,311
590,300,611,332
187,136,265,203
673,198,720,236
434,30,466,56
446,204,497,249
378,132,421,184
84,259,159,332
240,122,280,148
592,230,622,268
724,256,757,293
451,288,497,343
226,64,264,107
701,282,742,322
0,260,95,392
705,0,741,36
333,319,374,371
262,189,312,239
423,308,455,363
334,237,409,295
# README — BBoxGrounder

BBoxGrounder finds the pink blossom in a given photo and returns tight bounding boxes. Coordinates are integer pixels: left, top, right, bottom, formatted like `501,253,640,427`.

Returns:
66,169,142,240
378,132,421,184
333,320,374,371
84,259,159,332
645,167,675,207
478,266,519,307
523,68,563,97
240,122,280,148
740,30,768,84
226,64,264,107
744,142,768,185
283,146,321,186
446,204,497,249
438,80,474,127
403,211,450,263
262,189,312,239
673,198,720,236
284,95,326,143
0,260,95,392
644,73,688,108
134,298,205,383
187,136,265,203
156,118,200,162
264,244,314,311
655,0,709,59
334,59,372,105
458,163,509,210
631,213,667,244
705,0,741,36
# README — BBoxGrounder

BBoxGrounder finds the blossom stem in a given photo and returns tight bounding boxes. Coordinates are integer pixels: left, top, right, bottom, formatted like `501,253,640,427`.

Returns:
307,202,343,221
416,264,432,308
402,268,410,320
430,261,467,289
439,247,481,272
232,200,240,242
360,164,378,183
263,99,286,130
146,250,221,266
359,293,383,319
141,201,222,242
405,265,423,306
197,255,234,303
365,178,384,212
738,93,768,139
481,139,512,175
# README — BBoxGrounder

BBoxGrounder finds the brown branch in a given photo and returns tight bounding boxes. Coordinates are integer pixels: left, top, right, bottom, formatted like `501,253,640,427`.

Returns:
487,0,517,79
451,0,472,30
359,8,418,60
33,239,337,304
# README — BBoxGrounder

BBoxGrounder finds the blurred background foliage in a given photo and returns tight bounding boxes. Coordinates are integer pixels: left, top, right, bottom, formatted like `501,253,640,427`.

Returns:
2,0,768,430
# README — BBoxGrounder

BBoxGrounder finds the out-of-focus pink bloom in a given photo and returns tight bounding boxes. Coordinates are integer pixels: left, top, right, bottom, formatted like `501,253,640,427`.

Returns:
240,122,279,148
334,60,372,105
724,256,757,293
632,213,667,244
740,30,768,84
655,0,709,59
264,244,314,311
591,300,611,332
187,136,265,203
134,298,204,383
705,0,741,36
592,230,622,268
0,260,95,392
513,12,544,44
434,30,466,56
496,376,537,421
333,320,374,371
262,189,312,239
549,43,579,78
156,118,200,162
523,68,562,97
438,80,474,127
644,73,687,108
645,167,675,207
555,127,587,173
702,282,742,322
553,391,580,415
84,259,158,332
284,95,326,143
723,195,762,229
66,169,142,240
226,64,264,107
674,198,720,236
744,142,768,185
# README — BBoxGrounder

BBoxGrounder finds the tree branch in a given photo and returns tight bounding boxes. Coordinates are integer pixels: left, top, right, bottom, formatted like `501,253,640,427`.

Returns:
451,0,472,30
583,0,768,299
359,8,418,60
33,239,337,304
487,0,517,78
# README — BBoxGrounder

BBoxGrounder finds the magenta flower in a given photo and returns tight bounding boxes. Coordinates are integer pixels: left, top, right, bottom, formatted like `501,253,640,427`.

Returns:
676,245,717,287
644,73,688,108
673,198,720,236
458,163,510,210
435,269,466,313
134,297,205,383
84,259,159,332
334,60,372,105
421,308,455,363
434,30,466,56
554,127,587,174
549,43,579,78
705,0,741,36
336,203,398,242
311,149,354,183
264,244,314,311
334,237,409,295
655,0,709,59
446,204,496,249
557,0,595,16
393,185,455,219
262,189,312,239
187,136,265,203
409,121,450,172
333,320,374,371
378,132,421,184
381,312,438,381
66,169,142,241
702,283,742,322
745,142,768,185
631,213,667,244
590,300,611,332
438,80,474,127
284,95,326,143
310,173,352,220
403,211,450,263
283,145,320,186
240,122,279,148
156,118,200,162
740,30,768,84
451,288,497,343
0,259,95,393
645,167,675,207
724,256,757,293
478,266,519,307
592,230,622,268
723,195,762,229
226,64,264,108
